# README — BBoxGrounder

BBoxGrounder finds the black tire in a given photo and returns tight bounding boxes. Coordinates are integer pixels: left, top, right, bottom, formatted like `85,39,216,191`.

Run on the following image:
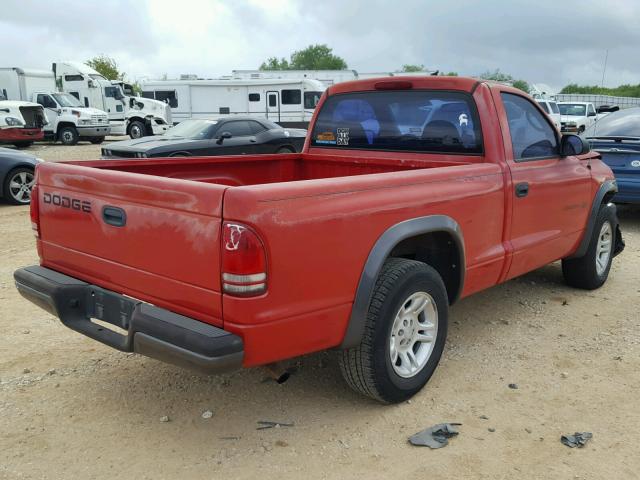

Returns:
168,151,191,157
578,125,586,134
275,146,295,154
13,141,33,149
89,137,105,144
562,205,616,289
58,126,79,146
3,167,35,205
339,258,449,403
128,120,146,139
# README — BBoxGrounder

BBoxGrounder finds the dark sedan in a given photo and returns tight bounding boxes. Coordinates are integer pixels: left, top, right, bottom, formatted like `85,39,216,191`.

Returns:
582,107,640,204
0,147,42,205
101,117,306,159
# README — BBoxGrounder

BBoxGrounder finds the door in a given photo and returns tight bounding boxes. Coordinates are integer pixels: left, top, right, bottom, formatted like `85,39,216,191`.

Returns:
266,91,280,123
35,94,58,133
497,91,592,280
209,120,256,155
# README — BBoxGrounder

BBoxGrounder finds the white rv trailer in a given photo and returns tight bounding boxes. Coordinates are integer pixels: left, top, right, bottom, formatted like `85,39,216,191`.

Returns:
228,69,436,87
140,78,325,127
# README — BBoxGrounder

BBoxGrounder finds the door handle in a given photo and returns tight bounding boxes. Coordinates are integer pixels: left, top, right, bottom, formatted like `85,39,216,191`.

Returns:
102,206,127,227
515,182,529,198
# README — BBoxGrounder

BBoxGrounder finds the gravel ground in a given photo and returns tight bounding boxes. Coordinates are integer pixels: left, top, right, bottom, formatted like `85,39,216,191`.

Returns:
9,137,127,162
1,146,639,479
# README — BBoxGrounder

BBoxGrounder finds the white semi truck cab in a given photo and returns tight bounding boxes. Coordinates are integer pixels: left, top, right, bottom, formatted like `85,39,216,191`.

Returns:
53,62,172,139
0,67,110,145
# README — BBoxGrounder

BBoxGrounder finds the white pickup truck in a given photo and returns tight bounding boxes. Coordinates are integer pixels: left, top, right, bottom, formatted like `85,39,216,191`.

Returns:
0,68,110,145
558,101,597,134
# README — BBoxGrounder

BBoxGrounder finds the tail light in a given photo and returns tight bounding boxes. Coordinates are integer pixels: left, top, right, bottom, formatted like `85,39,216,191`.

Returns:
221,222,267,297
30,184,40,238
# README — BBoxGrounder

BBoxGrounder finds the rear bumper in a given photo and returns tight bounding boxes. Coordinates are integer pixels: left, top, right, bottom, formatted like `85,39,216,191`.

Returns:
14,266,243,375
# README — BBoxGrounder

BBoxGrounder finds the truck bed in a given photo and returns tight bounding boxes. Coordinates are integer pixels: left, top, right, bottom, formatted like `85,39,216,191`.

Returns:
68,153,472,186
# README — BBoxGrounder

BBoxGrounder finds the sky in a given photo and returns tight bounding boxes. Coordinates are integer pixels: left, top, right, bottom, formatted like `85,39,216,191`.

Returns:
2,0,639,91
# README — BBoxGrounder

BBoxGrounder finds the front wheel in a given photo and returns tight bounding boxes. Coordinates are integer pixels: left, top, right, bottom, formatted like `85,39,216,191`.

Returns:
339,258,449,403
13,141,33,149
128,120,146,139
562,205,616,289
275,146,295,154
58,126,79,146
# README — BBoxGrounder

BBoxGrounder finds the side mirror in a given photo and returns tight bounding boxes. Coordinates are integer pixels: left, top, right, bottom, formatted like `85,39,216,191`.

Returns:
216,131,232,144
588,111,596,117
560,134,590,157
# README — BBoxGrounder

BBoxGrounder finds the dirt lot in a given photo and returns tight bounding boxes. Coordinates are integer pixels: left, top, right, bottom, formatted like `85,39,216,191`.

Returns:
1,145,639,479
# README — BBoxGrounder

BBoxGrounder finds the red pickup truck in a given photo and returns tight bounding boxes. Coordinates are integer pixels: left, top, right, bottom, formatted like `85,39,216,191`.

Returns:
15,77,624,403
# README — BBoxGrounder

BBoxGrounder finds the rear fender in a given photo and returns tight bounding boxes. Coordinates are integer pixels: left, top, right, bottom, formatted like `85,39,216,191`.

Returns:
340,215,465,349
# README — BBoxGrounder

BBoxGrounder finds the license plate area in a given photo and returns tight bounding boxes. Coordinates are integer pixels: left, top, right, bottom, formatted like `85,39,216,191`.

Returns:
85,286,138,332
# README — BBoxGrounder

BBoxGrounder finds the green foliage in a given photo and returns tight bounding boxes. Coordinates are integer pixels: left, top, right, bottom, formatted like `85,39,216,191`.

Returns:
401,64,425,72
260,57,290,70
479,68,513,83
480,69,529,93
260,44,347,71
560,83,640,97
443,71,458,76
86,55,124,80
511,79,530,94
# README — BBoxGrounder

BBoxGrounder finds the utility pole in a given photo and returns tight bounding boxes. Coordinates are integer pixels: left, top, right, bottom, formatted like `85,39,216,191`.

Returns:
601,49,609,88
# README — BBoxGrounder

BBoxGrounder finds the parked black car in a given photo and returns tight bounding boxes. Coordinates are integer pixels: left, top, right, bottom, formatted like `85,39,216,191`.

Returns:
101,117,306,159
0,147,41,205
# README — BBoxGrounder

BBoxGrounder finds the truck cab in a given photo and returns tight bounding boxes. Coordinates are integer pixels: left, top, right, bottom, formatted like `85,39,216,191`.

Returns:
33,91,110,145
0,99,47,147
53,62,172,139
558,101,597,133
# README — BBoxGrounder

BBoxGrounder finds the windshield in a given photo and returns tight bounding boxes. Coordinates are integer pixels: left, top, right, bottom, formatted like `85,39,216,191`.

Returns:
559,104,586,116
304,91,323,109
549,102,560,114
311,90,482,154
583,107,640,138
164,119,219,139
52,93,82,108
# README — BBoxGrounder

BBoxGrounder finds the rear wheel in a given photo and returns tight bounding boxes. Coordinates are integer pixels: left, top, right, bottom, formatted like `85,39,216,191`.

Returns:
128,120,146,139
562,205,615,289
339,258,449,403
58,126,79,146
89,137,105,144
3,167,35,205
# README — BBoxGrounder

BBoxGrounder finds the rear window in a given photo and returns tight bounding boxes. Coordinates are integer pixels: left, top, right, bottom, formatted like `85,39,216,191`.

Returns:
310,90,482,154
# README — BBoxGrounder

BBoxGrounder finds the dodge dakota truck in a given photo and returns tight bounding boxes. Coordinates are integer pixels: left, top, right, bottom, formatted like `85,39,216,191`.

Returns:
15,77,624,403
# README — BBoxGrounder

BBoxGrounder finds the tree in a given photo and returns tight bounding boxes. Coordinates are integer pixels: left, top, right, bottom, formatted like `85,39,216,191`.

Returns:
260,57,290,70
401,64,425,72
480,69,529,93
511,79,530,94
443,71,459,76
260,44,347,70
86,55,124,80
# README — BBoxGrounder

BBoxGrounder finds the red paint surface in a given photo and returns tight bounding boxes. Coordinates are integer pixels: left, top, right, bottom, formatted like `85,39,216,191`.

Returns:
0,127,44,142
32,77,614,366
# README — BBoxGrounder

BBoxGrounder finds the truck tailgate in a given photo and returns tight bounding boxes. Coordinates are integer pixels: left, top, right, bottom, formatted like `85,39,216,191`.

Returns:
35,162,227,327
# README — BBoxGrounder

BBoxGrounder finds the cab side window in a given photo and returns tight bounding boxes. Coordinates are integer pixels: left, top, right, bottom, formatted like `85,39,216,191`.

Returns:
501,93,558,161
588,104,596,116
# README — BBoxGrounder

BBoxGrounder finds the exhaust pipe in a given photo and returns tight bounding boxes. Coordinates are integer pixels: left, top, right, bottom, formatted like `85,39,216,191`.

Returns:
264,362,290,384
